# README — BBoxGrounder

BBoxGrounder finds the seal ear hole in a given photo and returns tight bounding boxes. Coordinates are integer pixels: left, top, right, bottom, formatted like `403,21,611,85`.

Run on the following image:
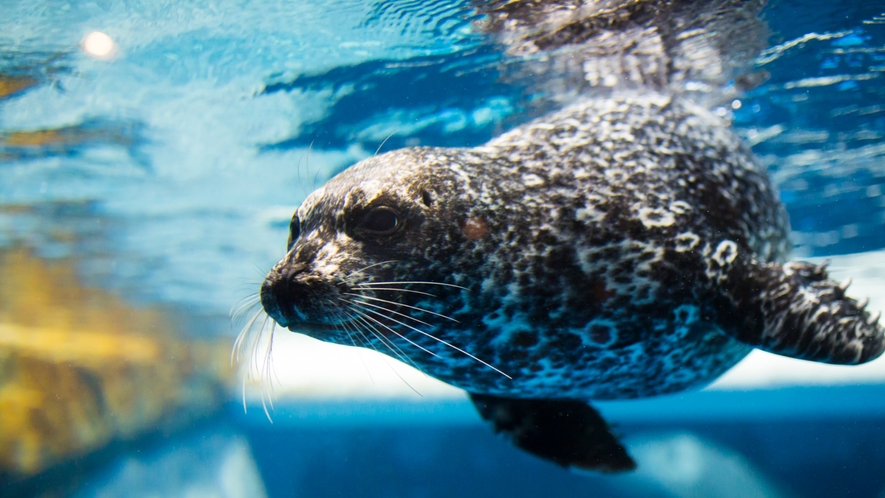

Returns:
287,215,301,251
421,190,434,207
359,206,401,235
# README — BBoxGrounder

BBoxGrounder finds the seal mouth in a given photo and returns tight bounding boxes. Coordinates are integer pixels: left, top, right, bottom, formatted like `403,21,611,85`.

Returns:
260,263,345,330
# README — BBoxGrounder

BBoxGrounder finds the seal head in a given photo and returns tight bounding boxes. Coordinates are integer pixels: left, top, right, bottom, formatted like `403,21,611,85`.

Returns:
259,148,458,340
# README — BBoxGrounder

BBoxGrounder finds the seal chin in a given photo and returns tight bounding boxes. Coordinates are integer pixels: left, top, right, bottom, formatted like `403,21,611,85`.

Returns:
283,320,344,337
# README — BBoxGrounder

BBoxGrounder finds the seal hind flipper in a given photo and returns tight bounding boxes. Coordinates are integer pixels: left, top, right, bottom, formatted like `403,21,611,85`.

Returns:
468,393,636,473
715,257,885,364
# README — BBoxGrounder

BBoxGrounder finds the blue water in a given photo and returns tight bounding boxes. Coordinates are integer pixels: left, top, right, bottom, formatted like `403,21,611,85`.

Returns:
2,1,885,497
0,0,498,324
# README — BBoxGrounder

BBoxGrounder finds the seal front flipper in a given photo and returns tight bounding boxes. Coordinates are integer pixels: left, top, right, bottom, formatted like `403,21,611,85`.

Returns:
468,393,636,472
713,255,885,364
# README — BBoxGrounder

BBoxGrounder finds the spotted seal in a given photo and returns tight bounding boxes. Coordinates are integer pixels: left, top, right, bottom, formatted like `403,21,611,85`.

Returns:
257,91,884,472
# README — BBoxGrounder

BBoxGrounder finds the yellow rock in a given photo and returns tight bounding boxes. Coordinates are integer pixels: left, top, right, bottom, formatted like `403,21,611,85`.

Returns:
0,248,234,479
0,74,37,100
0,123,135,149
1,70,138,162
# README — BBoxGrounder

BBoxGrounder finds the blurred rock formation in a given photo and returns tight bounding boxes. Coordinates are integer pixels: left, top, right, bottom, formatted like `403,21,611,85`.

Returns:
0,247,233,484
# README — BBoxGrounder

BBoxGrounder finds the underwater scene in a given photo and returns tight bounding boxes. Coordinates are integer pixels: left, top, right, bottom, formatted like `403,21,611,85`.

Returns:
2,0,885,496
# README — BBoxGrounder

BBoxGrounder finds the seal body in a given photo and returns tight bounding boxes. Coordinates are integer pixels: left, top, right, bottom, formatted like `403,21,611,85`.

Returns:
259,91,883,471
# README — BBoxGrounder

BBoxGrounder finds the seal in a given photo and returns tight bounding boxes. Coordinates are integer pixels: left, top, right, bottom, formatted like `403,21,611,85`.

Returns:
257,91,884,472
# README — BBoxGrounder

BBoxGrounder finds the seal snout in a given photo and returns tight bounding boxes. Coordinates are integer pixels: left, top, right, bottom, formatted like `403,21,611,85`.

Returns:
260,262,315,328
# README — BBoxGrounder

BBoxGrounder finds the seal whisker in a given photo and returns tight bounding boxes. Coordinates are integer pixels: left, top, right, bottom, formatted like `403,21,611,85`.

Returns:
350,308,441,360
264,321,282,388
241,370,249,414
234,307,267,415
306,140,316,190
251,314,273,375
296,152,306,200
334,306,405,369
355,281,469,291
343,310,425,396
347,309,424,371
251,314,276,423
338,306,419,372
299,140,316,199
338,309,381,355
330,307,360,347
351,309,434,384
252,264,268,279
343,293,460,323
344,298,435,328
341,304,420,359
368,309,503,377
230,295,261,322
349,259,397,276
374,131,396,157
232,307,264,365
271,324,284,387
355,306,510,379
253,315,275,416
331,309,376,384
235,280,264,290
256,320,278,421
349,287,439,298
260,393,274,423
233,309,276,420
232,292,261,305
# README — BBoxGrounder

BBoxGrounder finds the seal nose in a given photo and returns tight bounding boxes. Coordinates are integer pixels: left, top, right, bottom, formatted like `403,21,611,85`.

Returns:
260,263,310,327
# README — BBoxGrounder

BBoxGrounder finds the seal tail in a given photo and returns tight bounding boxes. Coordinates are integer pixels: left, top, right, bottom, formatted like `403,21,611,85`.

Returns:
715,258,884,364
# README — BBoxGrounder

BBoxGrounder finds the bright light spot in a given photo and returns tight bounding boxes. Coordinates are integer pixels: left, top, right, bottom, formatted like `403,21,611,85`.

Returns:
82,31,117,59
714,107,728,117
731,99,742,110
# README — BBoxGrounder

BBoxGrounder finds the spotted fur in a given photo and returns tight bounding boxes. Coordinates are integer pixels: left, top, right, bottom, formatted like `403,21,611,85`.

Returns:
260,91,884,402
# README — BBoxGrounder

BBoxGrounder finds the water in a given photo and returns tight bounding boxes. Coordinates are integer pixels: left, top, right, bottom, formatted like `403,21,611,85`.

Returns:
1,1,885,497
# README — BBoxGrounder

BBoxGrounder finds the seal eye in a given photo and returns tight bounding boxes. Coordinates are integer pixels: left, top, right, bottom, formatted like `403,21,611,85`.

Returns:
287,215,300,251
359,206,401,235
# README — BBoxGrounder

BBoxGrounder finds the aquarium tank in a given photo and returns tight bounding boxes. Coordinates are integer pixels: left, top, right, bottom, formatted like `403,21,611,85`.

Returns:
2,1,885,497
